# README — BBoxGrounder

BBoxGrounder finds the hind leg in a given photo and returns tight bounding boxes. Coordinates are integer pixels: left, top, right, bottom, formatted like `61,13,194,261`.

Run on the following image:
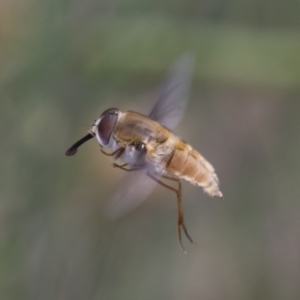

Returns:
147,173,194,253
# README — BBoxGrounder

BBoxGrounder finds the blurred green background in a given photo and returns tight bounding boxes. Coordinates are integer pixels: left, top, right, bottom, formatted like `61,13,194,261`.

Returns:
1,0,300,299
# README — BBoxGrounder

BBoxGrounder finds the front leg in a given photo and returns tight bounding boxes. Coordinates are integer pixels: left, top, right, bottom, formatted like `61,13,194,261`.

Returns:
101,147,125,159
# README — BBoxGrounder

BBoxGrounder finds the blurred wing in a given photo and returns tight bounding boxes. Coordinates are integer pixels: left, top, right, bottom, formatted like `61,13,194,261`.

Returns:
106,54,195,218
105,170,157,219
149,53,195,130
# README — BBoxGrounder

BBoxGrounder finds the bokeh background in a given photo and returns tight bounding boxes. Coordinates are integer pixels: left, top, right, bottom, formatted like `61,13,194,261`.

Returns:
1,1,300,299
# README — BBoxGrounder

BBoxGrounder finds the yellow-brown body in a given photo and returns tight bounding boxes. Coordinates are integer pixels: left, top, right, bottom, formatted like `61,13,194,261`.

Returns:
113,111,222,198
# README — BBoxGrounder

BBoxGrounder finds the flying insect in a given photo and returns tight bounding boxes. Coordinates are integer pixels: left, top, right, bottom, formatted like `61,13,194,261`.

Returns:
66,55,223,252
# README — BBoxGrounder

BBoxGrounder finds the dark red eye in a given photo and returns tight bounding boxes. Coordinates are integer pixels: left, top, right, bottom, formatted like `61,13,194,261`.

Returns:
96,108,118,146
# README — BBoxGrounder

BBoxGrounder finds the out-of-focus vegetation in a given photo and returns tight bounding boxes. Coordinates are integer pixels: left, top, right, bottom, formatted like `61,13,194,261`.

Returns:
1,1,300,300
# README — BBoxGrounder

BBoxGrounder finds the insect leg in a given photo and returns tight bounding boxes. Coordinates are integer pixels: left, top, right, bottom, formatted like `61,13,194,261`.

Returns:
162,175,194,247
113,163,144,172
147,173,193,253
101,148,124,157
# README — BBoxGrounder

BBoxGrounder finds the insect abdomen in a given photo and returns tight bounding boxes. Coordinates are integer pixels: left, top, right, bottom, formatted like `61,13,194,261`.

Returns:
166,140,223,198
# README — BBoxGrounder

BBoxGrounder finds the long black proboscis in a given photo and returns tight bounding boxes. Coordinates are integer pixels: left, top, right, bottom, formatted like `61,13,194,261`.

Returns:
65,133,94,156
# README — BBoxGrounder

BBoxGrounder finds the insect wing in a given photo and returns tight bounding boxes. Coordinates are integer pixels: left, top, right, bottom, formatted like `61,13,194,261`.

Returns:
105,170,157,218
106,54,194,217
149,53,195,130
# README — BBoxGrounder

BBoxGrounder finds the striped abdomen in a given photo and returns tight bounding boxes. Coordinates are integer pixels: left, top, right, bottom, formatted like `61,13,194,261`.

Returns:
166,139,223,198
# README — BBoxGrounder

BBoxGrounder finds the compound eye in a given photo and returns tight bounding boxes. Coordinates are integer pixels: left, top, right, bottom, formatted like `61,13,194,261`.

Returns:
96,110,118,146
